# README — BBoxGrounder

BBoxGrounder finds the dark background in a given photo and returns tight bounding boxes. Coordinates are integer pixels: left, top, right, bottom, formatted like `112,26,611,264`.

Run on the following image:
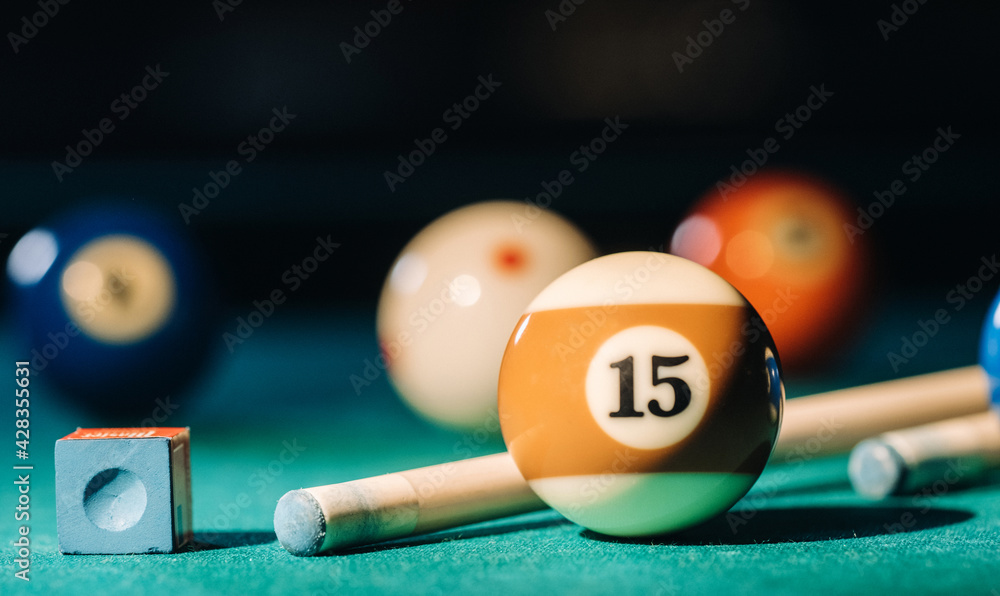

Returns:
3,9,1000,594
1,1,997,308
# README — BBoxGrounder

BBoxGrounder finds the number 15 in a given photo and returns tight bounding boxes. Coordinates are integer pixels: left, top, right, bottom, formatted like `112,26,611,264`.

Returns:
609,355,691,418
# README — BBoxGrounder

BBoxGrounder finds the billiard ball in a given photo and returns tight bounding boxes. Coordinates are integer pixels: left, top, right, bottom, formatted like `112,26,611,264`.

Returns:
377,201,597,432
498,251,782,536
979,289,1000,408
5,203,216,415
670,171,870,370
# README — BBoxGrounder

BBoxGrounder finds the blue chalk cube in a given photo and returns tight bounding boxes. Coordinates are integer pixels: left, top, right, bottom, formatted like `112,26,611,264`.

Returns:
55,428,193,554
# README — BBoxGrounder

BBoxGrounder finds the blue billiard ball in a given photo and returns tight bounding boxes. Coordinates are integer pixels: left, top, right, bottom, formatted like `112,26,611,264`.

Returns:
979,289,1000,408
5,202,217,415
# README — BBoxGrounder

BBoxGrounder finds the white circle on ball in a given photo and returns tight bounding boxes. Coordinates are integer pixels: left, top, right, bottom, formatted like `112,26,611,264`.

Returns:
388,253,427,295
448,274,482,307
585,325,710,450
59,235,177,344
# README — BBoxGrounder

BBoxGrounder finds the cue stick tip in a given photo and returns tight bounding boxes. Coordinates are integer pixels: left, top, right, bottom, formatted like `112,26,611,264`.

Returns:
848,439,905,500
274,489,327,557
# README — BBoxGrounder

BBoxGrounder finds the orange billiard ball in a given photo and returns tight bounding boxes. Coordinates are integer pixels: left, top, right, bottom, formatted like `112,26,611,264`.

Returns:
670,171,870,370
498,252,782,536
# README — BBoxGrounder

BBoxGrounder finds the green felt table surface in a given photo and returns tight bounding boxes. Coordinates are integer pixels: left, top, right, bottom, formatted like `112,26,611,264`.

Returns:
2,295,999,595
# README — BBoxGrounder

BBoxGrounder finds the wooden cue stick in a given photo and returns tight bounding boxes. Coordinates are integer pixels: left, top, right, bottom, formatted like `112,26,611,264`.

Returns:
848,410,1000,499
274,365,992,555
274,452,544,555
773,365,989,459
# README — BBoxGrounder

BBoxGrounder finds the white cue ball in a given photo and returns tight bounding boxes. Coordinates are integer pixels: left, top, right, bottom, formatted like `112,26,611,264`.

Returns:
376,201,597,432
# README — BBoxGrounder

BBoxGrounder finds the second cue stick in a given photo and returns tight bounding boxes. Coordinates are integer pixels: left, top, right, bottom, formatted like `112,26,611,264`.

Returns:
849,409,1000,499
275,365,992,555
773,365,989,459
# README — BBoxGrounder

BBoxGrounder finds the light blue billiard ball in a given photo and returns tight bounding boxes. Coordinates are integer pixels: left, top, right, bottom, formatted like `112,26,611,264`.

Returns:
980,290,1000,408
